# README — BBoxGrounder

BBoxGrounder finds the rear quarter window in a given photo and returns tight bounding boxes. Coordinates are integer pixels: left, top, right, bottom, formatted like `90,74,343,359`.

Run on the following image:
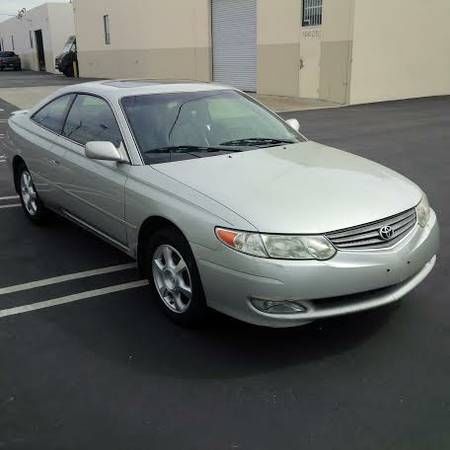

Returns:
31,94,74,133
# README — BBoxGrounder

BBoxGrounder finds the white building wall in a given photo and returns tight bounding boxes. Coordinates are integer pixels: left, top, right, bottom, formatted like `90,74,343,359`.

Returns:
47,3,76,70
0,2,74,73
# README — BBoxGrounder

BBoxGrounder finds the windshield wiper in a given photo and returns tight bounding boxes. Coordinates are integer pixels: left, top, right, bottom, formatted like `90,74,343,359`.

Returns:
220,137,297,147
144,145,243,154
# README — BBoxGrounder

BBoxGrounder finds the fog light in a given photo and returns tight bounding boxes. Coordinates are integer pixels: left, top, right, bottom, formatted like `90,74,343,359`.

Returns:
250,298,308,314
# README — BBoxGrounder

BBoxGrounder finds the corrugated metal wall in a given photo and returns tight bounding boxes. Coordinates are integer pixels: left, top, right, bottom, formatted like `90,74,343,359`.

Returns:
211,0,257,91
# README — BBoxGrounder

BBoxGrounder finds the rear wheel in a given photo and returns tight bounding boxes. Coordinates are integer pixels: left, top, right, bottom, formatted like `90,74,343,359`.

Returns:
144,228,208,326
18,165,48,224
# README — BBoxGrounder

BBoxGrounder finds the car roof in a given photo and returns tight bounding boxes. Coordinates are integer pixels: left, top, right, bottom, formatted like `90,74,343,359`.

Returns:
53,79,234,102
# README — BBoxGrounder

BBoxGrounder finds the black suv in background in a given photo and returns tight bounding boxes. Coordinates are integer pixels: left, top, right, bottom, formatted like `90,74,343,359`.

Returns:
0,52,21,71
55,35,77,77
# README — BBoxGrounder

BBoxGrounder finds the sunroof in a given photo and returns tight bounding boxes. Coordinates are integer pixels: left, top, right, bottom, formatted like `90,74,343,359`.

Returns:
102,79,202,88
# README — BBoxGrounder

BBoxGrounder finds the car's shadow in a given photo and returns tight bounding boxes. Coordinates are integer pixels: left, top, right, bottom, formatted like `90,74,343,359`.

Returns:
4,209,404,380
12,212,402,380
46,278,402,380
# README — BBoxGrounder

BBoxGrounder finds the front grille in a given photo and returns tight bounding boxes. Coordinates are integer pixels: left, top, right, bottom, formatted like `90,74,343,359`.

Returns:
326,208,417,250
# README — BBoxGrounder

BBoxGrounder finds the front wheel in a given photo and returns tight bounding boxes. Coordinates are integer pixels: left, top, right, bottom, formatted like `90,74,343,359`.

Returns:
144,228,208,326
18,165,48,224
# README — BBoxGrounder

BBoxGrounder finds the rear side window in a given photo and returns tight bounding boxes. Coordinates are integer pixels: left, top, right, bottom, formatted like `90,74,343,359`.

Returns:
63,94,122,147
32,94,74,133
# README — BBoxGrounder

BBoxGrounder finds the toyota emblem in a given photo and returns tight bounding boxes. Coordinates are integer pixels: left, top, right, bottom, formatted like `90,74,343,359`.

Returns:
379,225,394,241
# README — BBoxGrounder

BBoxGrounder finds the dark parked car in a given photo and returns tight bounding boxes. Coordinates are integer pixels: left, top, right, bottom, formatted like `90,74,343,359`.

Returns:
55,35,77,77
0,51,21,71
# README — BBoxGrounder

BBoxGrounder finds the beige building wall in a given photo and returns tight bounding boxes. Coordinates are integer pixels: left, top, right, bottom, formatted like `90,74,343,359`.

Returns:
318,0,353,103
73,0,450,104
257,0,354,101
298,0,354,102
257,0,300,97
349,0,450,104
73,0,211,80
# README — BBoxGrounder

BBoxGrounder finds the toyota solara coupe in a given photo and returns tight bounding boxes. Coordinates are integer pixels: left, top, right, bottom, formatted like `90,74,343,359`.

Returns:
5,80,439,327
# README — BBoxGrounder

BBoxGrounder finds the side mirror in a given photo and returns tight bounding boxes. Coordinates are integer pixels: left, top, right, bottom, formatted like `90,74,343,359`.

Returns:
85,141,127,163
286,118,300,132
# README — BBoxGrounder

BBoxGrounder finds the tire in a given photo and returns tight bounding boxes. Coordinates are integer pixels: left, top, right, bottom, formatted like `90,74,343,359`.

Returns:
17,164,48,224
143,227,208,327
63,65,74,77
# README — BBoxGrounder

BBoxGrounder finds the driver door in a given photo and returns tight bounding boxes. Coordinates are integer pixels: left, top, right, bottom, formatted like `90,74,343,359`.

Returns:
58,94,129,246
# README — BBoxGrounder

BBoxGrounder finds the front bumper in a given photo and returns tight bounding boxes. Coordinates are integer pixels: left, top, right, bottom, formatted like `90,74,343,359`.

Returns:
0,63,20,69
192,210,439,327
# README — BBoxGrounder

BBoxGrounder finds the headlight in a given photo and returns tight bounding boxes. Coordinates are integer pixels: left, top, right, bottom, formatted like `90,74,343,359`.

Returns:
215,228,267,257
416,195,430,227
215,228,336,260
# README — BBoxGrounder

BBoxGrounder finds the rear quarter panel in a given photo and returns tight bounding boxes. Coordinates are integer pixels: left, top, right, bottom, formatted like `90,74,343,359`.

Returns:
7,113,59,202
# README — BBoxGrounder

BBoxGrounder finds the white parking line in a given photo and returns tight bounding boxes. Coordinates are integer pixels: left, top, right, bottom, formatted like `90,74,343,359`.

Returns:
0,195,19,201
0,280,149,318
0,203,21,209
0,262,137,295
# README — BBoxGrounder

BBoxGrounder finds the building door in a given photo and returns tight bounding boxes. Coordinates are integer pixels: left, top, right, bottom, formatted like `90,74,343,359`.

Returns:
34,30,46,71
318,41,352,104
211,0,257,92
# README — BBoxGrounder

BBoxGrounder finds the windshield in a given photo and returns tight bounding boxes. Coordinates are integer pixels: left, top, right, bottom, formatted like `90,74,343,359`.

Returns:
121,90,305,164
61,36,76,53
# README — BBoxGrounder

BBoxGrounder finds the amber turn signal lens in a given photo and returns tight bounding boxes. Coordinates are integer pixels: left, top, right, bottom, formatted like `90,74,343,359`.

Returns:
215,228,238,247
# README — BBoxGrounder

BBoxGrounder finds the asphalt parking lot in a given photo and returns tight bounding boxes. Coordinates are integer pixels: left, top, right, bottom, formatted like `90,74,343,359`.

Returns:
0,70,98,88
0,72,449,450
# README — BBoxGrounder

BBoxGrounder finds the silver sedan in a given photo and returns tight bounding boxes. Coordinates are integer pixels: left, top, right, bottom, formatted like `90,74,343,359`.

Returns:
5,80,439,327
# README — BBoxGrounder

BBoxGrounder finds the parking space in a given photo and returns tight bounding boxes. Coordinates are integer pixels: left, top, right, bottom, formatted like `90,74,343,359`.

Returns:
0,71,449,450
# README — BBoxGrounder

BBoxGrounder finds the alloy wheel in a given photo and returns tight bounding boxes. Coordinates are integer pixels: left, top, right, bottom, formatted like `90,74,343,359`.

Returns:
20,170,38,216
152,244,193,313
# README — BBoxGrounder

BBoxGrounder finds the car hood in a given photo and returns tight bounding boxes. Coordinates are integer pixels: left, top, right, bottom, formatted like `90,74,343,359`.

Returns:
154,141,422,233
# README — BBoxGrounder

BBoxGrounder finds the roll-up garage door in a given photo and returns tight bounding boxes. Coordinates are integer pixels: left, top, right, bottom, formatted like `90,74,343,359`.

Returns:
211,0,257,92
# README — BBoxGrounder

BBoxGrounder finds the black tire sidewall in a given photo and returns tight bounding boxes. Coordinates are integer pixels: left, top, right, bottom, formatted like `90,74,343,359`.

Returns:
63,66,74,77
144,228,207,326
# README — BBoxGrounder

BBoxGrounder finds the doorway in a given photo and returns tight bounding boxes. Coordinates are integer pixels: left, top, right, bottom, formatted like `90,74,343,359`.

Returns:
34,30,46,71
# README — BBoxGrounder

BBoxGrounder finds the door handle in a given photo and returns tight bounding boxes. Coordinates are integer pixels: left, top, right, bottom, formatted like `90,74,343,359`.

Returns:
48,159,60,166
